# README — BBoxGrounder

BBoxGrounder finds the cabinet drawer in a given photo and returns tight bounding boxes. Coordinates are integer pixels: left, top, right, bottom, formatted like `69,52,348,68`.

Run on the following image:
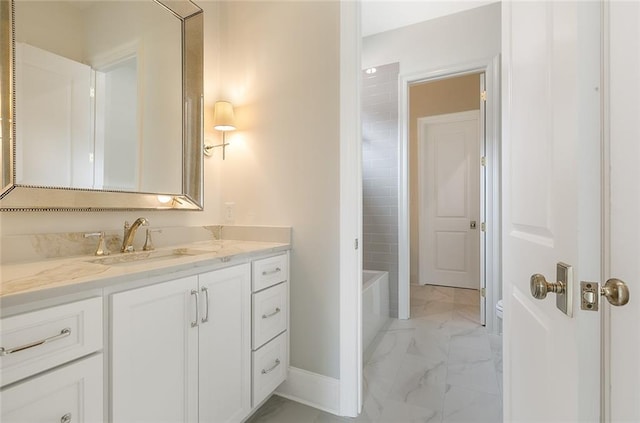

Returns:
0,297,103,387
252,282,287,350
252,331,287,407
1,353,103,423
252,254,288,291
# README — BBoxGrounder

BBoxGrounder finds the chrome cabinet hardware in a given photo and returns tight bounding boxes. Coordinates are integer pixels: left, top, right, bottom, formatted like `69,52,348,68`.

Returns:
262,267,281,276
581,278,630,311
191,290,200,327
261,358,281,374
201,287,210,323
530,262,573,316
84,231,110,256
60,413,72,423
0,327,71,356
262,308,281,319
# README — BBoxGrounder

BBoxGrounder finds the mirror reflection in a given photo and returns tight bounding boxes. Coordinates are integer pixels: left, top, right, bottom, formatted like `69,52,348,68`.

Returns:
14,0,182,193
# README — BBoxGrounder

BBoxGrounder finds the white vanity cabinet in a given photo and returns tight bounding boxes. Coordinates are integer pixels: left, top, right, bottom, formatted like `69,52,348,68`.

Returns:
0,297,104,423
111,264,252,423
251,253,289,407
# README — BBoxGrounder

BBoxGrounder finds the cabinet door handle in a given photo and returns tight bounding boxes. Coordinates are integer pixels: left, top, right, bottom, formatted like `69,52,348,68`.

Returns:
262,267,281,276
261,358,281,374
60,413,72,423
191,290,200,328
262,308,281,319
0,328,71,356
201,286,210,323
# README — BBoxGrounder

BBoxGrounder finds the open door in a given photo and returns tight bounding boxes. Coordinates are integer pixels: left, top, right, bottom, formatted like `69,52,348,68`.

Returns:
504,1,637,420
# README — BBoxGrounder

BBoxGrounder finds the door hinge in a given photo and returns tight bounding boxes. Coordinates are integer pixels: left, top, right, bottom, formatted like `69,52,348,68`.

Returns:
481,222,486,232
481,156,486,166
90,87,95,98
481,288,486,297
354,238,359,250
481,90,487,101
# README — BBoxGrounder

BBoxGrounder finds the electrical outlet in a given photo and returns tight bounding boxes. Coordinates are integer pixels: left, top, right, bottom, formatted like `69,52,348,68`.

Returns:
224,202,235,224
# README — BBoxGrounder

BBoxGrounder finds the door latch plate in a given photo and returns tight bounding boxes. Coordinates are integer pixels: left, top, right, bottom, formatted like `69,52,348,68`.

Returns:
581,281,599,311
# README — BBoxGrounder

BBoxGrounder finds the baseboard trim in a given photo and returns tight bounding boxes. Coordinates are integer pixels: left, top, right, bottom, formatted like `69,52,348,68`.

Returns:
275,366,340,415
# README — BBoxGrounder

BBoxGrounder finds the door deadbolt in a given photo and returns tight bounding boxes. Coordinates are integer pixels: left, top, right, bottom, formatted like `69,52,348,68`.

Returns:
581,278,630,311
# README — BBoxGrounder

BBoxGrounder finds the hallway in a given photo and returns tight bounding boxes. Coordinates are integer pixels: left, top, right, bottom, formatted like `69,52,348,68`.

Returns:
248,285,503,423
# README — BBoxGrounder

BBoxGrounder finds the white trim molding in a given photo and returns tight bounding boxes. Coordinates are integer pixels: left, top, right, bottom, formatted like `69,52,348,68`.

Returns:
275,366,341,415
338,0,362,417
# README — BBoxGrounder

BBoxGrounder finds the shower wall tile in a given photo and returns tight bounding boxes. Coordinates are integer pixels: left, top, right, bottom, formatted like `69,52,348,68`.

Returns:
362,61,400,316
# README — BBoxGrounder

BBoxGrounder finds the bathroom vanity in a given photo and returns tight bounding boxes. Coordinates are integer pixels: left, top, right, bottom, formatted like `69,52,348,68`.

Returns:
0,237,290,423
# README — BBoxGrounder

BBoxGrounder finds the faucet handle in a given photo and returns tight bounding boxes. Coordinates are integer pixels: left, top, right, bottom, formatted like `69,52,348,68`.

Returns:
84,231,110,256
143,229,162,251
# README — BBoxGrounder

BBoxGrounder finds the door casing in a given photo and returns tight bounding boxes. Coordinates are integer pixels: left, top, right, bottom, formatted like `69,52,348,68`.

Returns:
398,56,501,335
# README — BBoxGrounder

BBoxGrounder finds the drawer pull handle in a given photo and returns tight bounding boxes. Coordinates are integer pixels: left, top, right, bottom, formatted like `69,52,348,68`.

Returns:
191,290,200,328
0,327,71,356
261,358,281,374
262,267,281,276
262,308,281,319
201,286,210,324
61,413,72,423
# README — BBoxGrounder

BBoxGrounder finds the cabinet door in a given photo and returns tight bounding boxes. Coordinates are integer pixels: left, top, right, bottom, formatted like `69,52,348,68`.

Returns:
198,264,251,423
1,353,103,423
111,276,198,423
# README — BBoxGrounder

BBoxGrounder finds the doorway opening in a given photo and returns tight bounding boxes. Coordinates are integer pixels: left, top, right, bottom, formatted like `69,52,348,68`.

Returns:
398,59,501,336
410,74,484,325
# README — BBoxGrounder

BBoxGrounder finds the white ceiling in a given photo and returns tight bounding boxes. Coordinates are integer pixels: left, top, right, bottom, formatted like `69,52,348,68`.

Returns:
361,0,498,37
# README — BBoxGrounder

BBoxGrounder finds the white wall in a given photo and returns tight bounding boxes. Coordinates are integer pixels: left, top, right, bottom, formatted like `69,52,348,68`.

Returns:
217,1,341,379
362,3,501,75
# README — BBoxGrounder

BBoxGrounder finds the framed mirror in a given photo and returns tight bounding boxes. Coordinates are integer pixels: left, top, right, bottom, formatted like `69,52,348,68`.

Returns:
0,0,204,211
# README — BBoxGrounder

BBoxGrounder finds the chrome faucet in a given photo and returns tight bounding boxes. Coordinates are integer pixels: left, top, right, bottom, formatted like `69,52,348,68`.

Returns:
121,217,149,252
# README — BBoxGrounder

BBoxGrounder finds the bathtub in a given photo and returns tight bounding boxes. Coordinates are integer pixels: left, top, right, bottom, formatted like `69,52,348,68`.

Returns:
363,270,390,356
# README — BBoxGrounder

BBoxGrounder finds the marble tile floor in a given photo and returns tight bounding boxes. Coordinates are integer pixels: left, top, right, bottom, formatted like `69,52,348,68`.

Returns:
247,284,503,423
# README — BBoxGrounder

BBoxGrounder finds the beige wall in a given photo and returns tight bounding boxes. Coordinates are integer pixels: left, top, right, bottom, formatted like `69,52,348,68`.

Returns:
217,1,341,379
409,74,480,283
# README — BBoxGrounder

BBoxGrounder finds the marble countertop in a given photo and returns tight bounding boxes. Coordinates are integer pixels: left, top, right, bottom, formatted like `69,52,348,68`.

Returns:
0,239,290,300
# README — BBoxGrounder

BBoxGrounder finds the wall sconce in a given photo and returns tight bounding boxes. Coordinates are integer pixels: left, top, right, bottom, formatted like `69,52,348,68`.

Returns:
204,101,236,160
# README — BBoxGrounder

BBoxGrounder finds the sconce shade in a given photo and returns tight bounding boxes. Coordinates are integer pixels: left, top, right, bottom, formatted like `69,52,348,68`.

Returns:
212,101,236,131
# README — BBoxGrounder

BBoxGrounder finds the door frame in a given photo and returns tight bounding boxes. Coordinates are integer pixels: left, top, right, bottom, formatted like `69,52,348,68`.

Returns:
398,56,501,335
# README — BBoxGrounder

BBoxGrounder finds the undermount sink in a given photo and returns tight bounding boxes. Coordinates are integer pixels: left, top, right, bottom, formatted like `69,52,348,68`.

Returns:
88,248,212,267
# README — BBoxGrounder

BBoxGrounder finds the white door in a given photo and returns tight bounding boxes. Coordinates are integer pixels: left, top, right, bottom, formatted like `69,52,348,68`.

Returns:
608,1,640,420
111,276,199,423
418,110,480,290
14,43,93,188
198,264,251,423
504,1,637,421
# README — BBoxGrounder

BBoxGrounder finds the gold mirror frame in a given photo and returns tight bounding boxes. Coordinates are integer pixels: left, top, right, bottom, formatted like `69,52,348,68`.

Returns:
0,0,204,211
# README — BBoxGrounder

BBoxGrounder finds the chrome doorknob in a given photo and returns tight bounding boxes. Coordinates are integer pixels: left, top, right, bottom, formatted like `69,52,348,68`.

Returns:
530,273,566,299
601,278,630,306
